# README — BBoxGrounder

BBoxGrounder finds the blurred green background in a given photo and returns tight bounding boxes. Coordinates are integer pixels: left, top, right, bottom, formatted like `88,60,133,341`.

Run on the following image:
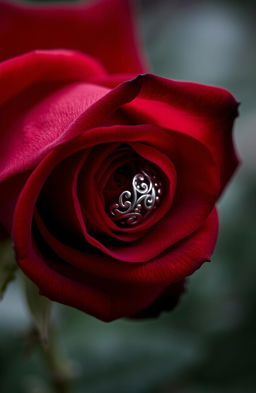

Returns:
1,0,256,392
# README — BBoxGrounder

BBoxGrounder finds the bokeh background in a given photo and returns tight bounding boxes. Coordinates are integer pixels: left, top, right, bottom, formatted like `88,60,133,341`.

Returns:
0,0,256,392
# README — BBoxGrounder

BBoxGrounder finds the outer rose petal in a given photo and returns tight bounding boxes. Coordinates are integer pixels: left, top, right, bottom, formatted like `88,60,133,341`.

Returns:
0,50,106,108
0,0,146,74
97,73,240,191
0,50,107,182
131,280,186,319
0,80,108,182
33,208,218,287
0,52,145,184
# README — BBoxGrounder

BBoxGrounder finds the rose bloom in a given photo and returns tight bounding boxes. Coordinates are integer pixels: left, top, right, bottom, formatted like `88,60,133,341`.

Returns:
0,0,239,321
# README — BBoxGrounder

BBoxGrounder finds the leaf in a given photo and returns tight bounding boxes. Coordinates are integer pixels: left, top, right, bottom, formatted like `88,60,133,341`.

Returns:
0,239,17,299
22,273,52,346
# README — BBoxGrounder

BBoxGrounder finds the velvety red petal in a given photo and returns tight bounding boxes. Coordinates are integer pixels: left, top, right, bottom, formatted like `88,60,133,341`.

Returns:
0,0,146,74
131,280,186,319
127,74,239,190
17,240,164,321
37,151,91,245
0,51,109,183
97,73,239,191
32,207,218,286
15,210,165,321
0,49,106,107
0,58,144,183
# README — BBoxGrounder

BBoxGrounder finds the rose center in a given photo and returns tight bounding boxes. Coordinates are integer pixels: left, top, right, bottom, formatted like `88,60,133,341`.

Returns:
107,163,163,227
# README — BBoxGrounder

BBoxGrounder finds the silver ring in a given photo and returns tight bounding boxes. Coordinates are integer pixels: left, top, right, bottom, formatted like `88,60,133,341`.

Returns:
109,167,162,227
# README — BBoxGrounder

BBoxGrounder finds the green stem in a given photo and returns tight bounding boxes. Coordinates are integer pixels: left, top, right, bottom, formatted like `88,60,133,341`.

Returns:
31,327,74,393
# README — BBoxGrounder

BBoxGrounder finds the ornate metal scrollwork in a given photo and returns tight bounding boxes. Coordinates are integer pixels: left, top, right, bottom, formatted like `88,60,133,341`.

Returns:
109,168,162,227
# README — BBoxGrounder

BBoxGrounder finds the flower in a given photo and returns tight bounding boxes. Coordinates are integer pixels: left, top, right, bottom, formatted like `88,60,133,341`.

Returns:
0,0,239,321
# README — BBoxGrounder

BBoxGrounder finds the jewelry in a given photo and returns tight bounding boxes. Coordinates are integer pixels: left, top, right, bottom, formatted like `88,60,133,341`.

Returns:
109,167,162,227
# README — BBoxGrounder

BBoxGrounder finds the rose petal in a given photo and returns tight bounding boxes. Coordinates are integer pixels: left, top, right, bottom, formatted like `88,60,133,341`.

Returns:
0,50,106,107
131,280,186,319
0,0,146,74
32,208,218,286
0,82,109,180
37,151,90,246
0,62,145,183
97,73,239,190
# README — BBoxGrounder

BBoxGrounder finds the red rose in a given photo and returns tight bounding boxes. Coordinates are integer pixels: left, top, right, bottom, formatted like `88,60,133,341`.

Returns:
0,0,239,321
